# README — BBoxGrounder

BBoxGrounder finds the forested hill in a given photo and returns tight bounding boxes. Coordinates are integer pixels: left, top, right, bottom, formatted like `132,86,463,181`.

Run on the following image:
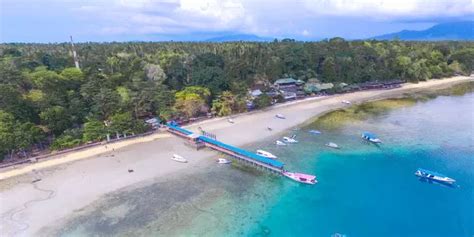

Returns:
372,21,474,41
0,39,473,159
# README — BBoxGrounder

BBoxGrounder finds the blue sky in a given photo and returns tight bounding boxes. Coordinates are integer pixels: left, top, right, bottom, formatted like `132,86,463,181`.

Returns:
1,0,473,42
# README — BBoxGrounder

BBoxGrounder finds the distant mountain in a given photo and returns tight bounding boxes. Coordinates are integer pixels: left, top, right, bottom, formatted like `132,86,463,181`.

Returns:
204,34,273,42
372,21,474,41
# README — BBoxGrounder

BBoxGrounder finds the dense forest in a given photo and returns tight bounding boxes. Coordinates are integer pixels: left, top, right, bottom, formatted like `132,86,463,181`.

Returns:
0,39,473,160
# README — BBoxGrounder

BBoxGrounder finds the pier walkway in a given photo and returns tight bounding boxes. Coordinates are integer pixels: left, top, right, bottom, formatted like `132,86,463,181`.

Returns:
166,123,284,174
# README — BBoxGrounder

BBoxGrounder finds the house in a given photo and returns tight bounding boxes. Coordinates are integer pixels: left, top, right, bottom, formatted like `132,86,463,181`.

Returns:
250,89,263,97
304,79,334,94
145,117,161,128
274,78,298,89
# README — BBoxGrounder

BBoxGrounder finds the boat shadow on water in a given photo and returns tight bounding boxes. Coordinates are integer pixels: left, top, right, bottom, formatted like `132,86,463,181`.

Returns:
361,140,383,149
417,178,459,189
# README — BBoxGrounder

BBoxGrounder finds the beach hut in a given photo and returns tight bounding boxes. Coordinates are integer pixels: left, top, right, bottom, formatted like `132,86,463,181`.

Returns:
274,78,298,89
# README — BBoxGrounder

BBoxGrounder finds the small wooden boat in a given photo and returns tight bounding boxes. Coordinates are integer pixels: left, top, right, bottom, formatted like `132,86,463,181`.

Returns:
275,140,286,146
283,171,317,184
283,136,298,143
325,142,339,149
256,149,277,159
275,114,286,119
362,132,382,143
415,168,456,185
309,129,321,134
171,154,188,163
217,158,231,164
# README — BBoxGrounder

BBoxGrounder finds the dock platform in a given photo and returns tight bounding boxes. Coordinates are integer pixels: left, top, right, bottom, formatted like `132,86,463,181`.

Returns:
167,123,284,173
166,122,317,183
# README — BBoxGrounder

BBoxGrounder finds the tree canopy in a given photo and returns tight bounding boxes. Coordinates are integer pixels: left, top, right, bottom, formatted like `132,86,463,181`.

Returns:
0,39,472,159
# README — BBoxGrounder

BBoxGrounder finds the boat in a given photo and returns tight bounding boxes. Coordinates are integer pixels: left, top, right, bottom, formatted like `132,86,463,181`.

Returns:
227,118,235,123
342,100,351,104
275,114,286,119
415,168,456,185
325,142,339,149
309,129,321,134
282,136,298,143
171,154,188,163
217,158,231,164
256,149,277,159
282,171,317,184
362,132,382,143
275,140,287,146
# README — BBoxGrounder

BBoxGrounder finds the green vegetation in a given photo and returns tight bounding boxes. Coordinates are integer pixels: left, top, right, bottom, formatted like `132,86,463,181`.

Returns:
0,39,473,160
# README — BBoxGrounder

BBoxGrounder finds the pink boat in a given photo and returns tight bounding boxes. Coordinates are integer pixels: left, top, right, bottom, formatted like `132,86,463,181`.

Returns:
282,171,317,184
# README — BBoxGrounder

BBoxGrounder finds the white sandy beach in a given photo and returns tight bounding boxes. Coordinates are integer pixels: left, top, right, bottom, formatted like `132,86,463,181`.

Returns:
0,75,472,236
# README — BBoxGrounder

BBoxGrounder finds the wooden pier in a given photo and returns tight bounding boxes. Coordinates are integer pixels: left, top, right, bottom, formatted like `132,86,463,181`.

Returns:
167,124,284,174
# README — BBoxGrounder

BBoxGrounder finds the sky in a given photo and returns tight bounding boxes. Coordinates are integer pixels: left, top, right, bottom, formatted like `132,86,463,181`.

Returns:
1,0,473,42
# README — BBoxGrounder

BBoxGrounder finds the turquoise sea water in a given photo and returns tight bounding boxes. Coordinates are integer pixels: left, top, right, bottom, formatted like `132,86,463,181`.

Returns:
209,93,474,237
54,93,473,237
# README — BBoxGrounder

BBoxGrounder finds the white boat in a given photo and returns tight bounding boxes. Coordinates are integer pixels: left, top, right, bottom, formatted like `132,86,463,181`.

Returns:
282,136,298,143
275,140,287,146
227,118,235,123
415,168,456,185
275,114,286,119
217,158,231,164
171,154,187,163
256,149,277,159
362,132,382,143
342,100,351,104
282,171,317,184
325,142,339,149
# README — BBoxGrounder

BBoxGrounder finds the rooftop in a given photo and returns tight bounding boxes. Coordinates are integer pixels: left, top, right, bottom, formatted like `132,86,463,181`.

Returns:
274,78,297,85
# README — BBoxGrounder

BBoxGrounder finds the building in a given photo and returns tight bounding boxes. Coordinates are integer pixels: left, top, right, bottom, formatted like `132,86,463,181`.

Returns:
274,78,298,89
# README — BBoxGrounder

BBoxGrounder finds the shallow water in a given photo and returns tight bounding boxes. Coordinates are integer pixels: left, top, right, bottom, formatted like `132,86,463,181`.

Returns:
52,93,474,237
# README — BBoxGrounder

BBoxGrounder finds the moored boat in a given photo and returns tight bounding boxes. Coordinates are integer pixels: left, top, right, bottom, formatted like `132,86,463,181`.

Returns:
227,118,235,123
171,154,188,163
325,142,339,149
275,114,286,119
256,149,278,159
362,132,382,143
415,168,456,185
275,140,286,146
217,158,231,164
342,100,351,104
283,136,298,143
282,171,317,184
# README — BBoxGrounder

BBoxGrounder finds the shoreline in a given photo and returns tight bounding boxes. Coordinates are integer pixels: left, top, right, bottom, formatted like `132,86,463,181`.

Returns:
0,75,472,236
1,76,471,181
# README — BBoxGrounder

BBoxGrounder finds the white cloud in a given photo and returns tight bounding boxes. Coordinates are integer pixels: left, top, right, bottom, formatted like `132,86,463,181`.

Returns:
302,0,473,19
71,0,473,38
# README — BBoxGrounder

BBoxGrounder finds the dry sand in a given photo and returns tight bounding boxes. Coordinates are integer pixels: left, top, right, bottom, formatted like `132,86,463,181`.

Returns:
0,75,472,236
